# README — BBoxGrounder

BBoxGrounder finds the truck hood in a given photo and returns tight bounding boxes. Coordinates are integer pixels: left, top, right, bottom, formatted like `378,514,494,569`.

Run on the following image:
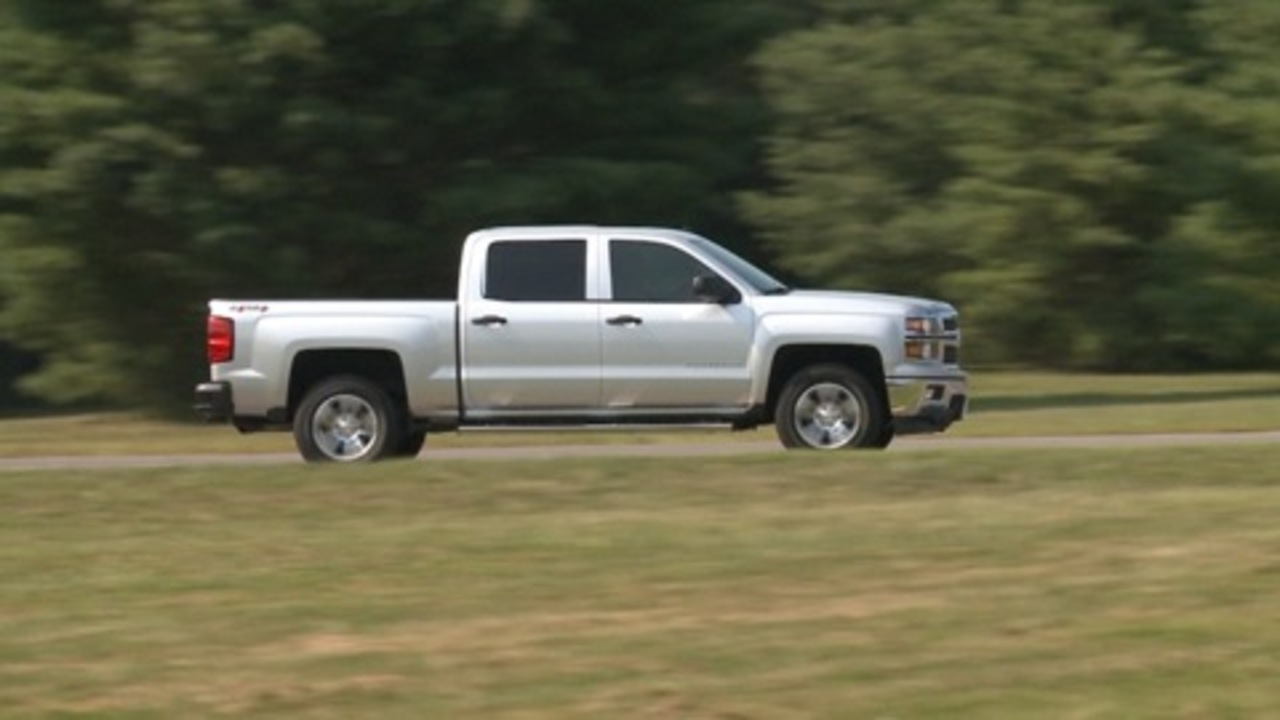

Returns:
754,290,956,317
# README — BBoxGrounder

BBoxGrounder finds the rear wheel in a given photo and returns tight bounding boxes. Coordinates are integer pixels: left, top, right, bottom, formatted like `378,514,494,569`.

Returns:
395,429,427,458
775,364,888,450
293,376,405,463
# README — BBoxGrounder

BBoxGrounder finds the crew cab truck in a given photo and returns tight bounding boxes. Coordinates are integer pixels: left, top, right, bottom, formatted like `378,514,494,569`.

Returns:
195,226,967,462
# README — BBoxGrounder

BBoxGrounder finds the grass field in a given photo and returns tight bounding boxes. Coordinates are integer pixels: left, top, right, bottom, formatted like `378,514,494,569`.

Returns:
954,372,1280,437
3,446,1280,718
0,372,1277,458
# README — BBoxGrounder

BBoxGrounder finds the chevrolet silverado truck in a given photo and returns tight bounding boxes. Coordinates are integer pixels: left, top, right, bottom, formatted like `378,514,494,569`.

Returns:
195,226,967,462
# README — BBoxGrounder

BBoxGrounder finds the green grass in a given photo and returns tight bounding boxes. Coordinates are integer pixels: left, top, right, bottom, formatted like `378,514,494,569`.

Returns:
0,372,1277,457
955,371,1280,437
3,447,1280,718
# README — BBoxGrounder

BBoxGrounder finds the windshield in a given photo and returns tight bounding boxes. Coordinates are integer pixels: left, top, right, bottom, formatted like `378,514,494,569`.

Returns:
689,236,789,295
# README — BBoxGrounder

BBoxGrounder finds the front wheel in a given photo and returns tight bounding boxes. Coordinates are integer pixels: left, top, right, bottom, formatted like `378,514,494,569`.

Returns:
293,376,406,463
775,364,889,450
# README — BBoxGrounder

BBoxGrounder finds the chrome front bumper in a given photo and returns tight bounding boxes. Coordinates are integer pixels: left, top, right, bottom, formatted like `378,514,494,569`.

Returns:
887,375,968,435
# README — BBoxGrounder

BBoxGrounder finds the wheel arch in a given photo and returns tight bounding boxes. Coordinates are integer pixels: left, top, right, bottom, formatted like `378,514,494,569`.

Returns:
287,348,408,421
765,344,888,420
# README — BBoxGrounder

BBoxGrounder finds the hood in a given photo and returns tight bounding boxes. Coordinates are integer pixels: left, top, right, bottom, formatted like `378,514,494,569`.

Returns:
754,289,956,317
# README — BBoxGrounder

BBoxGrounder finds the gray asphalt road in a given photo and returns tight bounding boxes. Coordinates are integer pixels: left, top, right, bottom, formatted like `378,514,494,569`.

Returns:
2,431,1277,472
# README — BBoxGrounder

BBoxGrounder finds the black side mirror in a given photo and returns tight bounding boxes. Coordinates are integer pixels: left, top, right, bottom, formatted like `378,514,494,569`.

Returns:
692,274,741,305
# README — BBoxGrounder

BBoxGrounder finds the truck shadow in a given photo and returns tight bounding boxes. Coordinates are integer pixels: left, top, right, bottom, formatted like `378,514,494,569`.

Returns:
976,386,1280,413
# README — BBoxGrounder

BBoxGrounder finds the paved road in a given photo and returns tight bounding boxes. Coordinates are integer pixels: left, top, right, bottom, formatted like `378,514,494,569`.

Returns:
1,431,1277,472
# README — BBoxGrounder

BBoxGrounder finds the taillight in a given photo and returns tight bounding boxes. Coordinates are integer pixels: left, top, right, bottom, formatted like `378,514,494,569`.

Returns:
207,315,234,364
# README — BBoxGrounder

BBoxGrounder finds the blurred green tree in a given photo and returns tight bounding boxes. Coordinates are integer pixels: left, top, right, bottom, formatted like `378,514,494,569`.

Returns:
0,0,790,411
747,0,1280,369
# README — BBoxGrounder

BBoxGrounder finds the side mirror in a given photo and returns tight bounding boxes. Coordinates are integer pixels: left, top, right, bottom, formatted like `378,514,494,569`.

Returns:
692,274,741,305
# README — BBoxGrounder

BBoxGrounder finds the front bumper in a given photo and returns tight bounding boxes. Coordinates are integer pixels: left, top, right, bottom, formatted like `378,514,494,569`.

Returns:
887,375,968,435
194,382,233,423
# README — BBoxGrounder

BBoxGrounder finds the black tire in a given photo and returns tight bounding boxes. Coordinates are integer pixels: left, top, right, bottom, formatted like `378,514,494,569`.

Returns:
395,429,427,458
870,423,896,449
774,364,888,450
292,375,406,463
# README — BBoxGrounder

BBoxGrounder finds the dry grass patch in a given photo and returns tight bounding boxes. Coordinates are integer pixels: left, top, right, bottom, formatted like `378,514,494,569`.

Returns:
1,448,1279,717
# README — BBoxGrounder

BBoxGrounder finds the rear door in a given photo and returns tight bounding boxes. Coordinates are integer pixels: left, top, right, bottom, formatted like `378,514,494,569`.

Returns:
600,238,755,410
460,237,602,414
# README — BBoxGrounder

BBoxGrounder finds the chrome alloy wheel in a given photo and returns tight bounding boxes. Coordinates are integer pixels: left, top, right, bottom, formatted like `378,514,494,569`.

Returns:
792,382,863,449
310,393,381,461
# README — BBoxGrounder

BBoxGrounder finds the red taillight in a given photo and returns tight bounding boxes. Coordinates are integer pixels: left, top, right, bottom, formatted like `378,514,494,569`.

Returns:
207,315,234,364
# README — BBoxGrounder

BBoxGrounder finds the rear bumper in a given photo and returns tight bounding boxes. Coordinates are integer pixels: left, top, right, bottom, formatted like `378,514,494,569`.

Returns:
194,382,233,423
887,375,968,435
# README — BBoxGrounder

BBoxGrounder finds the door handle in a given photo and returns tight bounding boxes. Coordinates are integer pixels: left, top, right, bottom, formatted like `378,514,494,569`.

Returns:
606,315,643,327
471,314,508,327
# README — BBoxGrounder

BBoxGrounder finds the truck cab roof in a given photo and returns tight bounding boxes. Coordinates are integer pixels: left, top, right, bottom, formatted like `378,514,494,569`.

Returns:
467,226,699,242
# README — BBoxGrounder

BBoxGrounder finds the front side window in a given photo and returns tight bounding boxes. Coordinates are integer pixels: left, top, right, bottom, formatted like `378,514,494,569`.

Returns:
485,240,586,301
688,236,788,295
610,240,718,303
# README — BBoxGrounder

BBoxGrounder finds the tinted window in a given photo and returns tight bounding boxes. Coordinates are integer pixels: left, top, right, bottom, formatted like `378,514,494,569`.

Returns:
485,240,586,301
610,240,717,303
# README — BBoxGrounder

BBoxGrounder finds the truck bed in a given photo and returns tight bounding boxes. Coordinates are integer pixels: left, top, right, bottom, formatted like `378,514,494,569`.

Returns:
208,300,459,421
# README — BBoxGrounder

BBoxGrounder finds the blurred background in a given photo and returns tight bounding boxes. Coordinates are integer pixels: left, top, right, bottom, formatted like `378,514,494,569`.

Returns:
1,0,1277,417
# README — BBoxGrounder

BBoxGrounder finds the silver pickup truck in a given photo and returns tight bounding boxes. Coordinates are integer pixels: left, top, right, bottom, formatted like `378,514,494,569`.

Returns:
195,226,967,461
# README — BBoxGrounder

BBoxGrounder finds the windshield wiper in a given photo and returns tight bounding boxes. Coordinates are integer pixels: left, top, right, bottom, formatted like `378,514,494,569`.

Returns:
763,285,791,296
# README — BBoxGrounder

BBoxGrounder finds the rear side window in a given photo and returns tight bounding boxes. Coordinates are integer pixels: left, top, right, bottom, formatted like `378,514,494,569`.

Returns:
485,240,586,301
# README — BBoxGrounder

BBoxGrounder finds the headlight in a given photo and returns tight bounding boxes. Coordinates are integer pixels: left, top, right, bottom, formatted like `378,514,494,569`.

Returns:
905,317,932,336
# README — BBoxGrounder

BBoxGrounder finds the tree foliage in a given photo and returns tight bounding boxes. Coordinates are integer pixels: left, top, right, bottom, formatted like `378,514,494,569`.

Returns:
0,0,787,409
2,0,1278,413
747,0,1280,369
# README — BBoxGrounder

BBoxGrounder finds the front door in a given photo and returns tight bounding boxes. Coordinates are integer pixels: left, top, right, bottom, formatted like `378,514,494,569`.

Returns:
600,239,755,409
